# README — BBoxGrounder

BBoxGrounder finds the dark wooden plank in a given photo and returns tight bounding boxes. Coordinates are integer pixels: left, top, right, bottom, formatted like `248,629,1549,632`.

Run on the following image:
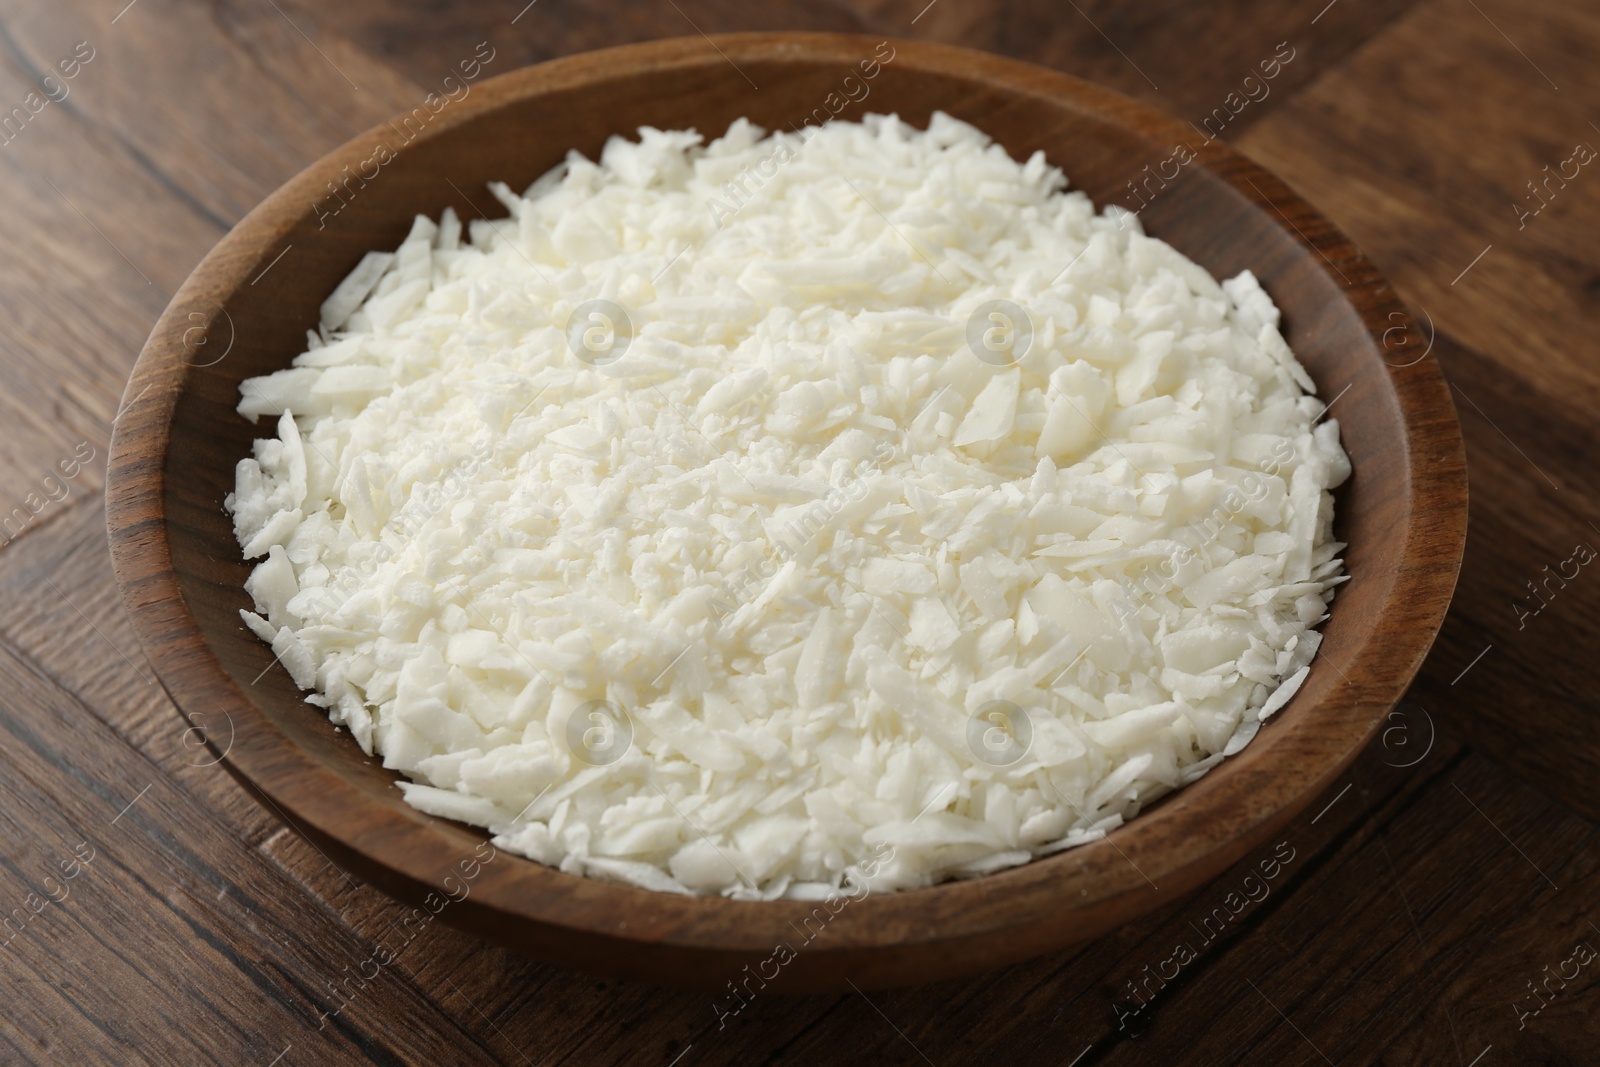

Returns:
1240,0,1600,414
282,0,874,97
1088,745,1600,1066
0,634,509,1065
0,493,289,850
0,0,421,517
1402,333,1600,822
0,493,556,1064
1238,0,1600,821
296,0,1428,140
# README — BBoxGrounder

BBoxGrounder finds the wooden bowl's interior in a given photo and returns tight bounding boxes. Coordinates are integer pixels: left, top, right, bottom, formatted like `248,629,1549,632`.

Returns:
125,34,1460,990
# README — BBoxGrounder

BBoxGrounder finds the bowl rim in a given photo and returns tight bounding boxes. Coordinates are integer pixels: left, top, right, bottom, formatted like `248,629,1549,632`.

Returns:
106,31,1467,987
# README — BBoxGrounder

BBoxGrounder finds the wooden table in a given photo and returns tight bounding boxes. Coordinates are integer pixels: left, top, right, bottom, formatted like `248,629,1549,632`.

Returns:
1,1,1595,1063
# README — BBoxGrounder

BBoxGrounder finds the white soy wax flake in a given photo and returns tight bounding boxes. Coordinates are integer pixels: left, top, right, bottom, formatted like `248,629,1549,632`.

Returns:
227,112,1349,898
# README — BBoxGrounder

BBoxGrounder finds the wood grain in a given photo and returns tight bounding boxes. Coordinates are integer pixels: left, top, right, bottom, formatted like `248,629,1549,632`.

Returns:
0,633,513,1064
0,0,419,521
1237,0,1600,822
0,0,1593,1060
297,0,1426,138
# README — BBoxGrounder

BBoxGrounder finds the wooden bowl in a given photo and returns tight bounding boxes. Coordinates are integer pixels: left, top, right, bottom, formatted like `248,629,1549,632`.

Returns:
106,33,1467,991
